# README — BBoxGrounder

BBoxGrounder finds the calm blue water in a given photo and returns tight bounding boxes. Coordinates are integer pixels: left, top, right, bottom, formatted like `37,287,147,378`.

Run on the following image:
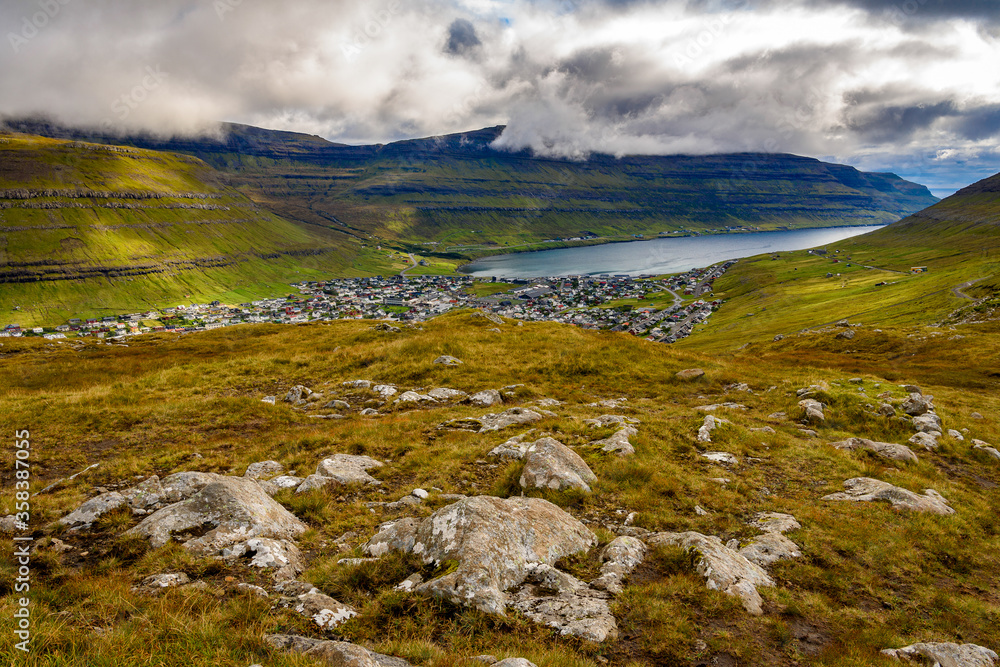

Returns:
462,226,886,278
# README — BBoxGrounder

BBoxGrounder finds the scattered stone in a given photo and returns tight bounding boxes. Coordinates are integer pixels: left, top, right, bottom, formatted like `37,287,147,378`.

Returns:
676,368,705,381
121,476,164,510
261,396,276,405
488,432,538,460
433,355,463,366
493,660,537,667
469,389,503,407
749,426,776,434
971,412,985,420
411,488,429,500
798,429,819,438
828,438,918,463
284,385,313,404
244,461,284,481
773,335,785,342
799,398,825,423
322,400,352,411
767,411,787,421
695,505,710,516
478,408,545,433
591,536,647,595
535,398,563,407
373,323,401,333
373,385,398,399
878,403,896,417
648,531,773,615
49,537,73,553
127,476,307,553
881,642,997,667
269,476,304,491
364,496,597,615
748,512,801,535
973,440,1000,460
225,537,303,579
343,380,372,389
695,403,748,412
509,564,618,642
265,635,408,667
592,427,638,456
588,398,629,409
520,438,598,494
294,592,358,629
948,429,965,441
585,415,640,428
427,388,468,401
395,573,423,592
909,432,940,450
902,393,934,416
316,454,385,486
360,408,380,416
469,656,499,665
913,412,943,433
697,415,728,443
903,384,922,394
59,492,128,529
159,472,225,503
836,329,855,340
136,573,190,590
395,391,438,406
822,477,954,515
701,451,738,466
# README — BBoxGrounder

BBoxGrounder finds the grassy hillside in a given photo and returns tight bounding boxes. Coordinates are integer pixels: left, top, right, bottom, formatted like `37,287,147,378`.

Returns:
0,312,998,666
3,120,939,257
0,133,404,326
682,172,1000,354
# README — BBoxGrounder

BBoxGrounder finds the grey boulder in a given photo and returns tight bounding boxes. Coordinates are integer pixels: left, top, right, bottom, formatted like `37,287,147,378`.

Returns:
469,389,503,407
829,438,918,463
519,438,598,494
59,492,128,529
822,478,954,515
364,495,597,615
881,642,997,666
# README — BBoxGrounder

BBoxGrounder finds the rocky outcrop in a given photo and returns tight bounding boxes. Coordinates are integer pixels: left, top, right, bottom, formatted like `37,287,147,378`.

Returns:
697,415,728,443
488,432,537,460
245,461,284,480
469,389,503,407
519,438,597,494
822,478,954,515
294,592,358,629
592,426,637,456
591,536,647,594
909,432,940,450
828,438,918,463
509,564,618,642
433,355,463,366
59,492,128,529
799,398,826,423
584,415,639,428
295,454,385,493
395,391,438,406
160,472,225,503
738,513,802,568
127,476,307,553
427,387,468,401
284,385,313,404
881,642,997,666
701,451,738,465
266,634,411,667
445,408,545,433
974,440,1000,460
648,531,774,614
364,496,597,615
902,393,934,416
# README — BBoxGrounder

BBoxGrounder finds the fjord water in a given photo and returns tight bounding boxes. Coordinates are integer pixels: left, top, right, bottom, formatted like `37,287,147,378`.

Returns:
463,225,886,278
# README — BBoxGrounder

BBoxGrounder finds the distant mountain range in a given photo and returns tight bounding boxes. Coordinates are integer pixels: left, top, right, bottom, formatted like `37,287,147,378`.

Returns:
3,118,938,254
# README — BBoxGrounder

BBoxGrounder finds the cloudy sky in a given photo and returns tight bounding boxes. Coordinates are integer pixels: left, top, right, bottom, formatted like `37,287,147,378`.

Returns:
2,0,998,196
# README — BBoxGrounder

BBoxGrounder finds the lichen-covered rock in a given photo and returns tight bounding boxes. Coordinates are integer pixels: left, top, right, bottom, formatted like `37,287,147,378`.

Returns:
509,564,618,642
593,427,638,456
648,531,774,615
294,592,358,629
520,438,597,494
697,415,728,443
265,635,405,667
373,385,398,399
427,387,468,401
480,408,545,432
909,432,940,450
738,533,802,568
315,454,384,485
695,403,748,412
799,398,825,423
469,389,503,407
584,415,639,428
881,642,997,666
973,440,1000,461
747,512,801,535
159,472,225,503
364,496,597,615
433,355,463,366
59,491,128,529
136,573,190,590
676,368,705,381
822,477,954,514
828,438,918,463
902,393,934,416
284,385,313,403
244,461,284,480
224,537,303,579
591,536,647,594
488,432,537,461
395,391,437,406
121,476,164,510
127,476,307,553
913,412,943,434
701,451,738,465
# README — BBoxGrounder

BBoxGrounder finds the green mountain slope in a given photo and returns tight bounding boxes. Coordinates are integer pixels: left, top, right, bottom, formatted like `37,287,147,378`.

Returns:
684,171,1000,353
5,120,938,256
0,133,400,326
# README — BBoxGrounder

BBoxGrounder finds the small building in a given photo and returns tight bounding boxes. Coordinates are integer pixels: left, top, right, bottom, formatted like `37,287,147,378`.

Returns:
911,267,928,273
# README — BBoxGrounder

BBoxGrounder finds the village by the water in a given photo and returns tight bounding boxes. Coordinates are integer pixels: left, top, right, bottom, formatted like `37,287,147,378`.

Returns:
2,261,737,345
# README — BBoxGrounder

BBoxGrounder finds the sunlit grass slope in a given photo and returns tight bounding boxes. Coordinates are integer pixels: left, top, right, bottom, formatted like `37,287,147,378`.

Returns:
0,312,998,666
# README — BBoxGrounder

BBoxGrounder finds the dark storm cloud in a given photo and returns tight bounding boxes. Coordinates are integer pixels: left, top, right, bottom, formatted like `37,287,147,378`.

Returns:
444,18,482,56
0,0,996,194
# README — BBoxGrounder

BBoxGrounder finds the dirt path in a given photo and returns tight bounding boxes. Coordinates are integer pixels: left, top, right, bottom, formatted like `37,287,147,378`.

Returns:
951,276,989,300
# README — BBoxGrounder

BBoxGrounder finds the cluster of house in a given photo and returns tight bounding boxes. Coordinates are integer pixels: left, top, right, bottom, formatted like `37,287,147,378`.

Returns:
7,262,735,345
